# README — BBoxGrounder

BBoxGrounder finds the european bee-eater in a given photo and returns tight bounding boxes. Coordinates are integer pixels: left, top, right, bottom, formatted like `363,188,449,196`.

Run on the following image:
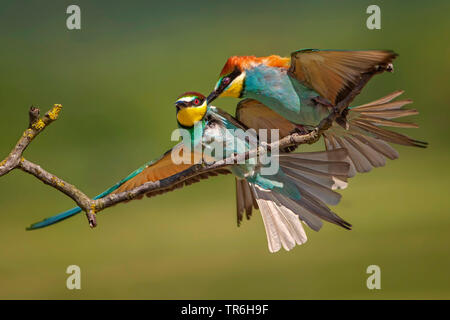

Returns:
175,92,353,252
28,92,353,253
206,49,427,174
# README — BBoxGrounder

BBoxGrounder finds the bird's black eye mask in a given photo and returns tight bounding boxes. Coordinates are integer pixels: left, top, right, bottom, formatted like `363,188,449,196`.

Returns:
207,68,242,103
175,96,205,111
218,68,242,92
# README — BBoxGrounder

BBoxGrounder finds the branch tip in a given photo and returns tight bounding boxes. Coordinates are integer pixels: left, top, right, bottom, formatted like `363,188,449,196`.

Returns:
87,210,97,228
46,104,62,121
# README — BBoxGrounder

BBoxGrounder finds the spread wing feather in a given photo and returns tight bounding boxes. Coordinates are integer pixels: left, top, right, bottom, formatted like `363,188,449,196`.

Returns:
289,49,397,104
114,144,231,198
324,91,427,175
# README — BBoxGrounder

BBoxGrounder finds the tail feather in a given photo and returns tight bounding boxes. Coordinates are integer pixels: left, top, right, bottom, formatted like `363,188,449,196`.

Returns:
282,167,342,205
324,90,427,175
335,136,376,173
356,109,419,119
279,159,350,178
358,116,418,128
236,178,257,226
281,157,349,190
354,90,405,107
278,148,351,179
324,135,357,177
351,119,426,147
239,149,352,253
278,149,351,227
278,148,348,162
236,179,245,225
251,185,307,253
26,161,151,230
353,135,398,160
342,136,386,168
354,99,412,112
271,192,323,231
289,185,351,230
26,207,82,230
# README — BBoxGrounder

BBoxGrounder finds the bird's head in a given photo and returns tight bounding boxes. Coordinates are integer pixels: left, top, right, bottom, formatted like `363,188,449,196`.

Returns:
207,55,290,104
174,92,208,128
207,56,247,104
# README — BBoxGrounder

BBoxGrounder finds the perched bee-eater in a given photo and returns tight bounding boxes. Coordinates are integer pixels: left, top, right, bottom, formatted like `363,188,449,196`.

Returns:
206,49,427,174
29,92,353,253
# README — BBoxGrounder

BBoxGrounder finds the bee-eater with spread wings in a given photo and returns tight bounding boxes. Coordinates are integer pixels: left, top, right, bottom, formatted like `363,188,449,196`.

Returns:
206,49,427,174
28,92,353,253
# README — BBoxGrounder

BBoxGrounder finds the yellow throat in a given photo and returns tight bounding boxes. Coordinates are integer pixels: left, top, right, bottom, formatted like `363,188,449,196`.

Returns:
220,72,245,98
177,102,207,127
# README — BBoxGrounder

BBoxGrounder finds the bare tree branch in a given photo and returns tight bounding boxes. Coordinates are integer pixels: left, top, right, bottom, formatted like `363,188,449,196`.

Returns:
0,101,345,228
0,105,97,227
18,158,97,228
0,105,61,177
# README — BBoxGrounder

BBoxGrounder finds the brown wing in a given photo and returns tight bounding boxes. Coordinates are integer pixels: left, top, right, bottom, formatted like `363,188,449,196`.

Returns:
113,144,231,200
235,99,297,143
289,49,397,105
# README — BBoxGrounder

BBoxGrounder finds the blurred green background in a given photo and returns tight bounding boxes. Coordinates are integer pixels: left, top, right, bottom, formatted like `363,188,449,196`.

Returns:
0,0,449,299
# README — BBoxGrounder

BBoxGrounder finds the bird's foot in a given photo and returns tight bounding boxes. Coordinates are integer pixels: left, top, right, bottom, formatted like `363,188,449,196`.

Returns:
333,106,349,130
290,126,308,135
318,116,333,132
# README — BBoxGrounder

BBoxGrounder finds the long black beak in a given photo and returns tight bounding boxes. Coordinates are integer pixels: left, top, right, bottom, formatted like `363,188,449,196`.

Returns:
206,91,219,104
175,101,187,111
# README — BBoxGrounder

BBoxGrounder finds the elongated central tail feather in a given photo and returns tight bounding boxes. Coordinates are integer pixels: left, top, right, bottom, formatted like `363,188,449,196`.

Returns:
323,90,427,176
26,162,152,230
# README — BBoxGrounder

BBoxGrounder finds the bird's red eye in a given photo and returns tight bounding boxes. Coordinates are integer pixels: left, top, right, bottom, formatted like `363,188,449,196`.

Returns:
193,98,201,105
222,77,231,85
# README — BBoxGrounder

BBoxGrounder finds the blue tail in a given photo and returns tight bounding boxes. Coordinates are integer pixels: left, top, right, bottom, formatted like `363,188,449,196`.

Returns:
26,161,154,230
26,207,83,230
